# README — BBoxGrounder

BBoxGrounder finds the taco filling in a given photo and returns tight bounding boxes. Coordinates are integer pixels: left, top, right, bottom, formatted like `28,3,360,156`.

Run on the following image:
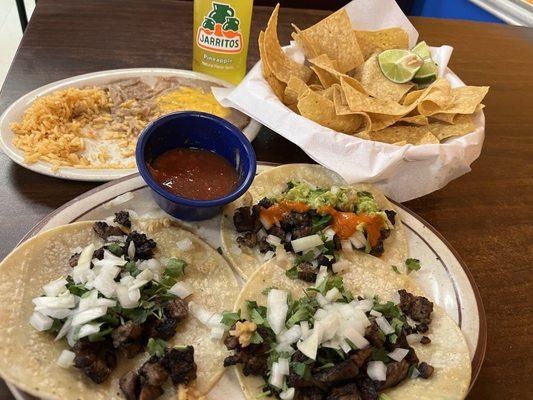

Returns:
28,211,200,399
221,274,435,400
233,181,397,280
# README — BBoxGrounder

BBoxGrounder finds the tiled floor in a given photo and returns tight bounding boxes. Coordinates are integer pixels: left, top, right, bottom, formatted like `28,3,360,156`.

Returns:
0,0,35,90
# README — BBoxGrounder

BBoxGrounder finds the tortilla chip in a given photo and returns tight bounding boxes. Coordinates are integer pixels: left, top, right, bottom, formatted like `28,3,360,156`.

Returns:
294,9,363,73
432,103,484,124
291,24,318,58
369,125,440,145
263,5,312,83
438,86,489,114
356,54,414,102
283,76,309,105
341,76,409,116
297,89,362,133
310,66,338,88
431,114,475,140
318,85,336,101
399,115,429,125
368,113,400,131
258,31,286,99
354,27,409,59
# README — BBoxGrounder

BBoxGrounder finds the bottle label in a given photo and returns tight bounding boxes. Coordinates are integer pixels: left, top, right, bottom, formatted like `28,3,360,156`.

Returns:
197,2,243,54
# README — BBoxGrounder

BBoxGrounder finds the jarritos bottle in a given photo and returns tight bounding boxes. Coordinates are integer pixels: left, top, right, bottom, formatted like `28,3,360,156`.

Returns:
193,0,253,84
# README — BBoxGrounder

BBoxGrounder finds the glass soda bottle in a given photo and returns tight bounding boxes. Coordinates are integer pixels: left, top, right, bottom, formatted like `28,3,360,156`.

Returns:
193,0,254,84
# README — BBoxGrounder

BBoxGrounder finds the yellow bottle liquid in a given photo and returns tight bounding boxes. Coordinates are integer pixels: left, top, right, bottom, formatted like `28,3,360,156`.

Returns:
193,0,254,85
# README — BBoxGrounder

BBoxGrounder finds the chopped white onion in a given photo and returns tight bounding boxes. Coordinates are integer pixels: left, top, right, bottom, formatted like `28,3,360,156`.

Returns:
71,306,107,326
169,281,193,299
367,361,387,381
263,250,275,261
93,273,117,298
106,235,127,242
38,308,73,319
278,358,290,376
343,327,370,350
325,287,341,302
392,291,401,305
77,323,102,339
297,330,319,360
269,362,284,388
43,278,68,297
116,285,138,308
352,299,373,312
314,265,329,288
291,234,323,253
277,325,301,345
266,234,282,246
316,293,329,307
176,238,194,251
300,321,310,340
340,340,352,353
56,350,76,369
388,348,409,362
323,228,336,241
406,333,423,345
349,231,366,249
127,241,136,259
210,326,226,340
33,294,76,310
410,367,420,379
29,311,53,331
259,215,272,230
375,316,395,335
257,228,267,241
55,316,72,341
341,240,353,253
267,289,288,335
188,301,215,326
71,244,95,284
370,310,382,317
332,260,351,274
279,387,295,400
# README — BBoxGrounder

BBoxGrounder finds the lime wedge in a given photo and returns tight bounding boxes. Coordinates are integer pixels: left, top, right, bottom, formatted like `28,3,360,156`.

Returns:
378,49,424,84
411,41,432,61
412,60,438,85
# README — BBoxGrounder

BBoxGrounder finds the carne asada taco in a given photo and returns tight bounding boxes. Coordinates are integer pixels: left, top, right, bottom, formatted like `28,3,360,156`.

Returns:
221,259,471,399
0,212,240,399
221,164,408,279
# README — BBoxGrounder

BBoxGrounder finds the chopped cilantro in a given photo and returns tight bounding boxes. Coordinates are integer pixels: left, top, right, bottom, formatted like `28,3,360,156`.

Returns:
88,327,113,342
221,311,240,327
66,282,89,296
372,300,402,320
285,266,298,280
405,258,421,274
123,260,140,277
261,286,277,295
371,347,390,362
311,214,332,233
316,362,335,370
147,338,167,357
105,243,123,257
46,319,63,333
391,265,401,274
164,258,187,278
249,331,263,344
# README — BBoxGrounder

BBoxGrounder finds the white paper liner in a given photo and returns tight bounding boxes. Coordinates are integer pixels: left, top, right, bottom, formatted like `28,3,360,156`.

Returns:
213,0,485,201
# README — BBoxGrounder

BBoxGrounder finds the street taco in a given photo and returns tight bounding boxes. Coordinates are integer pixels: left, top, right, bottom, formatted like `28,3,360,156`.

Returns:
221,259,471,399
221,164,408,279
0,211,240,399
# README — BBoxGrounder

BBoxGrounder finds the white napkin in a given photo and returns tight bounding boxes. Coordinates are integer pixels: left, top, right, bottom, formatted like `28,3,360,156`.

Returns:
213,0,484,202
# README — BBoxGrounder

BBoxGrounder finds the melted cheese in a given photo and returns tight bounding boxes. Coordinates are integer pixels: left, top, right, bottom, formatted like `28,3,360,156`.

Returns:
155,87,230,118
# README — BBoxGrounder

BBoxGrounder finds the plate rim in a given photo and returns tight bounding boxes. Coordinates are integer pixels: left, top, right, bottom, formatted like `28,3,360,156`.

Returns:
0,67,262,182
11,168,486,398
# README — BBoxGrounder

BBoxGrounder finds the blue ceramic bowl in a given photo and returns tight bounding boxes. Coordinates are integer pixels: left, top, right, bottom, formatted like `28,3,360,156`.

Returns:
136,112,256,221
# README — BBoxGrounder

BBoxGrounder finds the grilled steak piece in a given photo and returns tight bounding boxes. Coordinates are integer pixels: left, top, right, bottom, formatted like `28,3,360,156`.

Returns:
93,247,105,260
257,237,273,253
416,322,429,333
237,232,258,248
164,298,188,320
295,387,326,400
280,212,311,232
385,210,396,225
161,346,197,385
356,376,378,400
316,255,333,269
268,225,286,239
420,336,431,345
297,262,318,282
349,347,372,369
327,383,361,400
233,206,260,232
68,252,80,267
333,235,342,251
93,221,125,240
292,226,314,240
224,333,240,350
418,362,434,379
119,371,140,400
138,384,163,400
112,321,144,358
313,359,360,385
398,290,433,324
73,339,117,384
139,358,168,386
287,370,315,388
125,231,157,260
375,360,409,390
114,210,132,228
364,321,385,348
149,317,178,340
258,197,273,209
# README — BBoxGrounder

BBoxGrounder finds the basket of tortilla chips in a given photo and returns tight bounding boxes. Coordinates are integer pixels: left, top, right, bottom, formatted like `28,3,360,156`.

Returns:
214,0,489,201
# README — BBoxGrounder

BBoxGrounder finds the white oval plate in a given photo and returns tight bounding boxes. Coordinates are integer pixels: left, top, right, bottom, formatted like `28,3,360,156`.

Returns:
8,164,486,399
0,68,262,182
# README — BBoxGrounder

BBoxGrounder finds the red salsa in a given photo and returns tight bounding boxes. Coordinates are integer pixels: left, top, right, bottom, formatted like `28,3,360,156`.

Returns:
148,148,238,200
